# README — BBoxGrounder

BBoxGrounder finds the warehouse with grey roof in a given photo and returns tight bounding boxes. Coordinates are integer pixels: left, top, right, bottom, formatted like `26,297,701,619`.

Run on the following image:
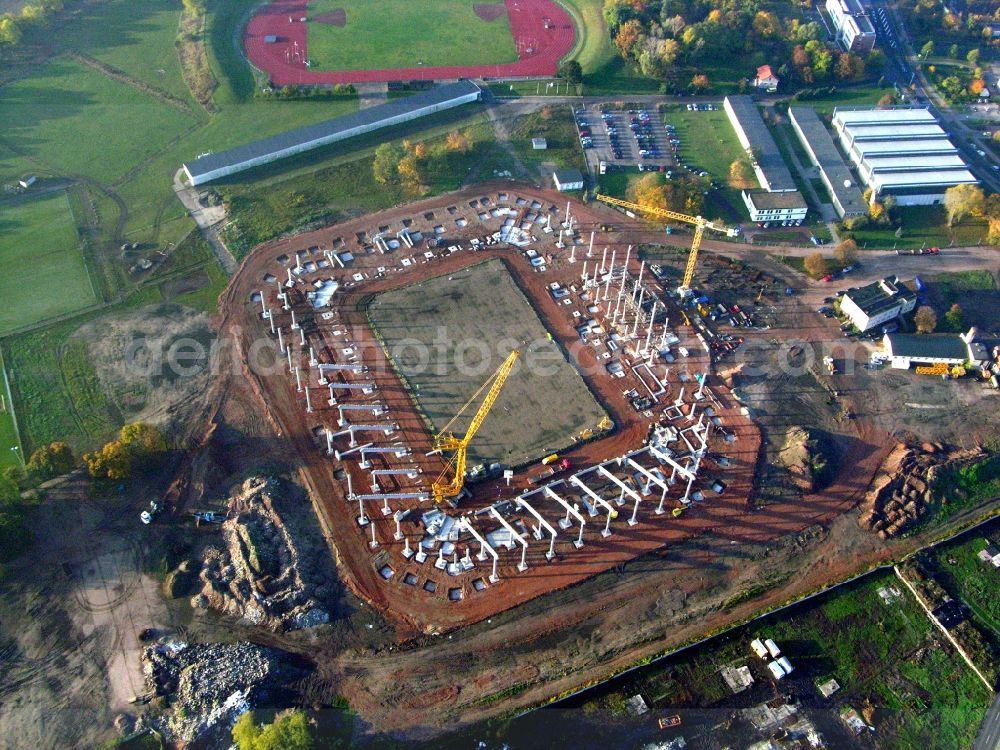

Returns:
182,81,482,186
788,106,866,219
723,96,807,224
831,107,977,205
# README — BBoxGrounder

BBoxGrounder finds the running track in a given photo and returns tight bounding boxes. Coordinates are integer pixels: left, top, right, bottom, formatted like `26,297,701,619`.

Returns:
244,0,576,85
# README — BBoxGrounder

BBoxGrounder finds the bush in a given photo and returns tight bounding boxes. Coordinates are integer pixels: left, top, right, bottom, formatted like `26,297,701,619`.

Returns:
25,441,75,481
84,422,168,480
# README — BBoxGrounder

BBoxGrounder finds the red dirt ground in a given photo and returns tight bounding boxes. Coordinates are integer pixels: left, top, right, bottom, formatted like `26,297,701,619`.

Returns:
312,9,346,27
243,0,576,85
217,183,892,638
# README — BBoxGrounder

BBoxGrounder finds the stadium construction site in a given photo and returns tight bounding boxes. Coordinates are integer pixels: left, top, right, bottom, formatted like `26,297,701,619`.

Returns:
222,184,765,634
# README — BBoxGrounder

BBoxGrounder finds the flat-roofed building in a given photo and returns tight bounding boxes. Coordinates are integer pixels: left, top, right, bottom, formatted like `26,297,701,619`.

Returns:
830,107,977,205
723,96,797,193
883,329,991,370
182,81,481,185
788,106,866,219
840,276,916,332
724,95,806,222
826,0,876,53
741,189,808,225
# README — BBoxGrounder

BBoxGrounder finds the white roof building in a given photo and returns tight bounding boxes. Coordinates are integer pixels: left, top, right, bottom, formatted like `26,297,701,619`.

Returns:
826,0,876,52
831,107,978,205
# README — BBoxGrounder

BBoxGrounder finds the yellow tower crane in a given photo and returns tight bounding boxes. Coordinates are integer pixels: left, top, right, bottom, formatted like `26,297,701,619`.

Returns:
594,194,738,295
430,350,520,504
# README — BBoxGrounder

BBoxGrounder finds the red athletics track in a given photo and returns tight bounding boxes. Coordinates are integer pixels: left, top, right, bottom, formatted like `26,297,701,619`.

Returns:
244,0,576,85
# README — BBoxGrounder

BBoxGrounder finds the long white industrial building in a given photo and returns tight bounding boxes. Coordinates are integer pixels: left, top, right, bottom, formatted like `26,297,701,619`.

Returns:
831,107,977,205
182,81,482,186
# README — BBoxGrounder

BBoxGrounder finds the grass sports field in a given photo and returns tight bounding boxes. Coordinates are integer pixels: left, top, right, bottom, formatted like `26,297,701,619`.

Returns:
0,191,97,335
306,0,517,71
368,259,607,467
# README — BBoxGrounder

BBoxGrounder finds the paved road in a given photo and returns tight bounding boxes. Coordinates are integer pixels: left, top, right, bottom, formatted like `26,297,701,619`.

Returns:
973,692,1000,750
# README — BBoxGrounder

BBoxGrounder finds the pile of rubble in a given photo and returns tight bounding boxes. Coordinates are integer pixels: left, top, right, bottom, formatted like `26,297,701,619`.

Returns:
778,426,833,493
135,640,307,742
192,476,331,631
860,442,984,538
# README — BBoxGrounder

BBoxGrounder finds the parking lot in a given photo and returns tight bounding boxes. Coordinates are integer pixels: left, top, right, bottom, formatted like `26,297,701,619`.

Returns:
577,105,679,174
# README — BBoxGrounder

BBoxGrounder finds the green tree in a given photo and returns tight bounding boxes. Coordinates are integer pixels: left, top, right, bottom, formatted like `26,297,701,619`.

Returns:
966,48,980,66
372,142,404,186
948,43,959,59
943,303,964,332
118,422,167,458
920,40,934,58
25,442,75,481
943,183,985,226
232,711,316,750
0,16,22,45
558,59,583,85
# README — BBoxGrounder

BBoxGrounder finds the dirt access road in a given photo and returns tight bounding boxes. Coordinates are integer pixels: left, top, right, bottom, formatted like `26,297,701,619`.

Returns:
0,474,174,750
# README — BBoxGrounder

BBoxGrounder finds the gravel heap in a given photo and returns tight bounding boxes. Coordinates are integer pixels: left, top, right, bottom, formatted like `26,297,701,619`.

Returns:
136,640,306,742
193,476,330,631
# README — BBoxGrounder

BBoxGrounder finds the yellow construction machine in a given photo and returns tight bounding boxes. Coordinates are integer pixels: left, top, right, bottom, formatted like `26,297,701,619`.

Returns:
430,350,519,504
594,194,738,295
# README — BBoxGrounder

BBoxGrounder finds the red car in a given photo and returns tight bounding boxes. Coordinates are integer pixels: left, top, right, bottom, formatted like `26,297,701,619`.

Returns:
822,274,833,282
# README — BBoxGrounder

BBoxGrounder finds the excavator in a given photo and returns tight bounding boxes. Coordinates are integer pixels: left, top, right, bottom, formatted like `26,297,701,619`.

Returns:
430,350,519,504
594,194,738,295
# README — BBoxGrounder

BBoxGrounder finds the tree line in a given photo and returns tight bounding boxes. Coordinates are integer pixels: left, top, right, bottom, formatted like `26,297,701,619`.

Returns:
0,0,67,47
601,0,874,92
0,422,168,569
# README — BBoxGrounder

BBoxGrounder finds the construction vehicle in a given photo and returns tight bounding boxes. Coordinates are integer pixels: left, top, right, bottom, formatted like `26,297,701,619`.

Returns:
671,507,684,518
541,453,560,466
659,715,682,729
430,350,519,504
575,415,614,442
595,194,738,295
528,458,571,485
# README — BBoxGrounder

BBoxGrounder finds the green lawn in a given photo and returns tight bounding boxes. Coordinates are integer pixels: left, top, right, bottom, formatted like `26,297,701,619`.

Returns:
662,106,750,186
0,192,98,334
791,84,893,117
53,0,199,105
2,312,119,454
510,106,588,178
557,0,659,94
0,56,196,185
843,206,989,249
0,348,24,472
306,0,517,71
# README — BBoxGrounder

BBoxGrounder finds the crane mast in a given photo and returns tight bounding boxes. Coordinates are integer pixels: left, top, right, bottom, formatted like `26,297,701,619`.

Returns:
594,194,737,295
431,350,519,504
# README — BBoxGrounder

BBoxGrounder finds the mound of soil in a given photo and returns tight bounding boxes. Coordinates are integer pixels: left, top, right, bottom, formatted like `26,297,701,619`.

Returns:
313,9,346,26
778,426,835,493
474,3,506,22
